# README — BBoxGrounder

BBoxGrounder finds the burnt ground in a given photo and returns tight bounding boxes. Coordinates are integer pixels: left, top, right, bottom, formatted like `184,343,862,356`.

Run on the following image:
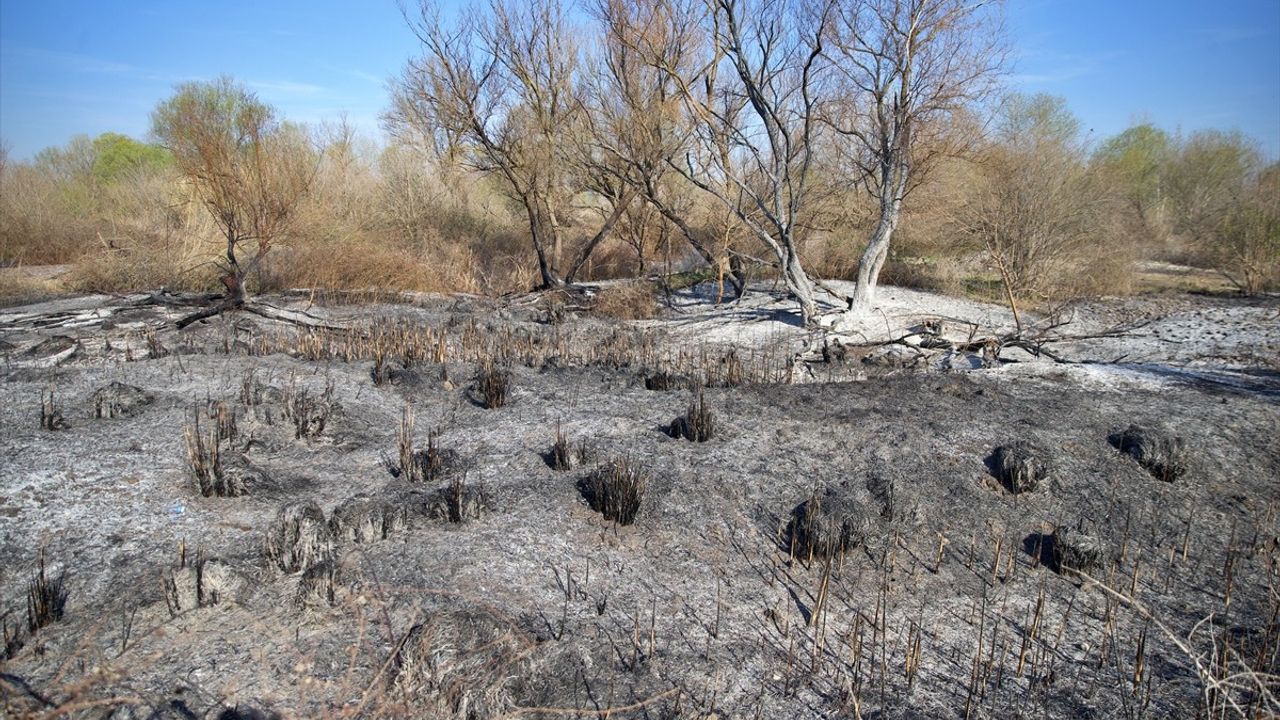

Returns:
0,286,1277,719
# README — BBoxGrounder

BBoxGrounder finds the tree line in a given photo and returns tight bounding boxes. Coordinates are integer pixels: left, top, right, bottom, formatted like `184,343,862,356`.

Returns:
1,0,1275,316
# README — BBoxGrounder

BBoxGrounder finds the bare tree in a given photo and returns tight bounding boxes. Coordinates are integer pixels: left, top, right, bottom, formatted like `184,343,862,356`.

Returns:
638,0,836,325
828,0,1004,311
151,77,318,327
390,0,628,290
585,0,748,299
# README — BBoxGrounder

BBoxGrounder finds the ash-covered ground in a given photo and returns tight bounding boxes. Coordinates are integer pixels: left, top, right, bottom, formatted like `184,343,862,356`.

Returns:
1,284,1277,719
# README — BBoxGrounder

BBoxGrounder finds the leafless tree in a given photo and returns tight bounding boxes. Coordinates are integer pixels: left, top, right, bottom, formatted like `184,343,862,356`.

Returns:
642,0,837,325
390,0,632,289
827,0,1004,311
151,77,319,327
586,0,750,299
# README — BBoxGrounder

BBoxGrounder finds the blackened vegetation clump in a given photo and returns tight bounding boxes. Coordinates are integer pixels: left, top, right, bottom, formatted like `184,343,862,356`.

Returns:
92,381,153,419
786,486,871,562
392,608,527,717
404,430,450,484
426,474,490,523
39,388,69,431
27,551,68,634
1049,524,1107,577
580,459,647,526
549,424,573,471
644,370,689,392
283,378,335,440
265,502,334,573
297,559,337,609
668,390,716,442
3,616,22,660
475,361,510,409
330,495,408,543
546,424,596,471
989,441,1049,494
163,555,250,615
184,405,250,497
1110,424,1187,482
396,406,453,484
2,551,68,660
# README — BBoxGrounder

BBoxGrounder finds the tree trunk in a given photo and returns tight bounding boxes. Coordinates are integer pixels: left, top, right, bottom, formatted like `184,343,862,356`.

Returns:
548,204,564,278
726,254,745,299
566,189,636,284
851,172,905,311
781,239,817,325
523,201,564,290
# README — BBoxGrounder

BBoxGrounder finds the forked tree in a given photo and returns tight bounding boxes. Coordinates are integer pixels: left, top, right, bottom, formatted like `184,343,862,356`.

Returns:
588,0,748,298
390,0,632,289
827,0,1004,311
655,0,836,325
151,77,318,328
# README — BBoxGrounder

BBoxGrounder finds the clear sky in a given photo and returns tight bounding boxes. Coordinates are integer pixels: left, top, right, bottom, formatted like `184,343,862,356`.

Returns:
1,0,1278,161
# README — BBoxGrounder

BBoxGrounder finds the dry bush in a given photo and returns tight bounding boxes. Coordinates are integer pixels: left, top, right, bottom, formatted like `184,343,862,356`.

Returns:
264,138,530,296
67,169,224,293
959,94,1130,303
877,256,967,295
270,238,447,294
0,138,192,285
0,164,96,265
69,235,220,293
579,459,647,525
474,362,510,409
26,550,68,634
1210,166,1280,294
668,389,716,442
591,281,658,320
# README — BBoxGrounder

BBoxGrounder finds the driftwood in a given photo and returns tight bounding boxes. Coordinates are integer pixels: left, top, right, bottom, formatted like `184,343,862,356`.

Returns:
118,291,349,331
802,311,1156,368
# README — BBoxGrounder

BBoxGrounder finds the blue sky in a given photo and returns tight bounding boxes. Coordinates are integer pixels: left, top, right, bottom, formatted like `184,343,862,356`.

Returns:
1,0,1278,160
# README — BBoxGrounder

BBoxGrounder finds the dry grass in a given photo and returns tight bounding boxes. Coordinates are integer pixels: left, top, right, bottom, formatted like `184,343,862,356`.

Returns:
251,316,796,388
474,362,511,409
590,281,659,320
1131,260,1238,295
669,389,717,442
0,268,69,307
877,257,967,296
